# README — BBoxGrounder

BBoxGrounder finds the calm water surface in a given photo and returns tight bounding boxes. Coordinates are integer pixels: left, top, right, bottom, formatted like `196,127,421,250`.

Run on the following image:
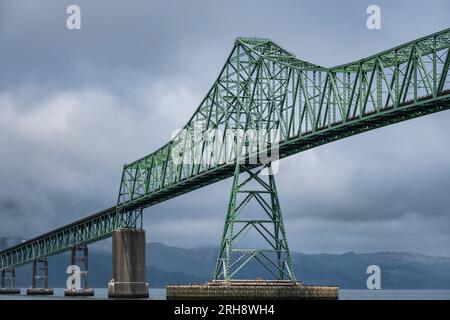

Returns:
1,289,450,300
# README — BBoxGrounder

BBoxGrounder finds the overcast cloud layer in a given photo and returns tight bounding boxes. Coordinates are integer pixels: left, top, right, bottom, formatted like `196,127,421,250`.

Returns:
1,0,450,255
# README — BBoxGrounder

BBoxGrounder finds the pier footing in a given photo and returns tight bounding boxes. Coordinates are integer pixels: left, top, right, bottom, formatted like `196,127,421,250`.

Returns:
108,282,149,298
64,288,95,297
167,280,339,300
0,288,21,294
26,288,54,295
108,228,149,298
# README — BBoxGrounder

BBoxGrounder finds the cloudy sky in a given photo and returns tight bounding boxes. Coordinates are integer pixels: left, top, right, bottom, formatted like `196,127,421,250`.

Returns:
0,0,450,256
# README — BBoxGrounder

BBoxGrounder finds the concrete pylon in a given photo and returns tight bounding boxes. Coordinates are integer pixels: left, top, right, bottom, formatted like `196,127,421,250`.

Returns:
108,228,149,298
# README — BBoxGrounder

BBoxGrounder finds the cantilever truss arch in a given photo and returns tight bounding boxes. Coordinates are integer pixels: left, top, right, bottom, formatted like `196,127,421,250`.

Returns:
214,162,296,281
1,28,449,272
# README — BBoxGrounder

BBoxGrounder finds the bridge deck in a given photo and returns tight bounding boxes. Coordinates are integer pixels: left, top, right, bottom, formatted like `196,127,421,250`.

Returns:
1,28,449,271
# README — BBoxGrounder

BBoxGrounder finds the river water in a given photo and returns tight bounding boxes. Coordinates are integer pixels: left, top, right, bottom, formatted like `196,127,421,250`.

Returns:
2,289,450,300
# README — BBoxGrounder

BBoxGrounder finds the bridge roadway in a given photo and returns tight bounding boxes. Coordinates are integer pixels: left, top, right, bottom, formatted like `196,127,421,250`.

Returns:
1,28,449,271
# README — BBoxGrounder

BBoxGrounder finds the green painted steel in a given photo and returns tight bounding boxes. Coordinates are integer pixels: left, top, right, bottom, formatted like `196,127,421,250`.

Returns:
117,28,450,213
0,208,143,270
214,162,296,281
1,28,450,271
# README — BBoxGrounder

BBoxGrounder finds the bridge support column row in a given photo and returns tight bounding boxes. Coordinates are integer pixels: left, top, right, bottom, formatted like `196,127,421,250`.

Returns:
2,230,147,298
108,228,149,298
0,268,20,294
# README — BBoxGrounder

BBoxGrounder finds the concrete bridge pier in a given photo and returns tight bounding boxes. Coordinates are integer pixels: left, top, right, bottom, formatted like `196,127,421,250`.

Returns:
64,244,94,297
26,257,54,295
108,228,149,298
0,268,20,294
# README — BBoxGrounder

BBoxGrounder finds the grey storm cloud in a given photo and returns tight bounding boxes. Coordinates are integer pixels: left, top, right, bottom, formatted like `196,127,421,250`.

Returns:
0,0,450,255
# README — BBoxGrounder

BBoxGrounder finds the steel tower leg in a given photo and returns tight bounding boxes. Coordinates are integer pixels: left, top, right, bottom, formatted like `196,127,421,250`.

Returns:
214,162,296,282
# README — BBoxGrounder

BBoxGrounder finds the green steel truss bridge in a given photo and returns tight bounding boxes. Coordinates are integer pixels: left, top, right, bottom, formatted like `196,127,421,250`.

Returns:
1,29,450,277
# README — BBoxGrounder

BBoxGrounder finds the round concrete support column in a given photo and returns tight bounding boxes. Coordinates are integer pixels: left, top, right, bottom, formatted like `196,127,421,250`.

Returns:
108,228,149,298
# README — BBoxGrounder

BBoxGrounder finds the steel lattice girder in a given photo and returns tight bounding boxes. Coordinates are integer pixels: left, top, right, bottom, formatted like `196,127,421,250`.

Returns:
1,28,450,271
117,28,450,212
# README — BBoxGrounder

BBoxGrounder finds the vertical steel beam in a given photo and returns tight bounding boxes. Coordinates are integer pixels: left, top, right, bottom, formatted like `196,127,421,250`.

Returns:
214,162,296,282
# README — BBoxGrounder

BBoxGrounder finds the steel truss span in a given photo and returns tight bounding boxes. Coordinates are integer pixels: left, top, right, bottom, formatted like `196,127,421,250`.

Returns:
1,28,450,271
